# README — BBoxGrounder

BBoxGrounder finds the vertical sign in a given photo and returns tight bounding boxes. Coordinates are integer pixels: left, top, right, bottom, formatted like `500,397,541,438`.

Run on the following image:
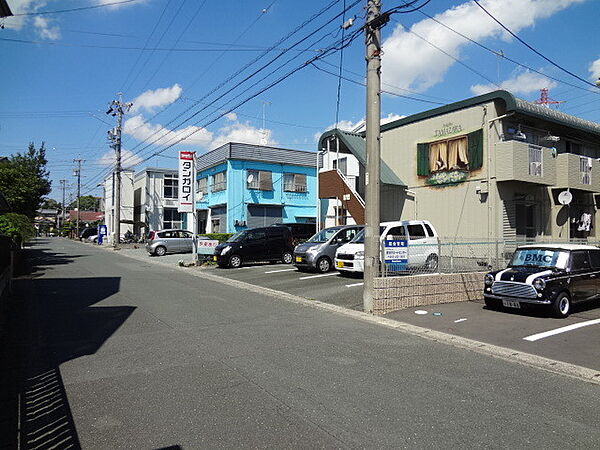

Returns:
178,151,195,213
384,240,408,271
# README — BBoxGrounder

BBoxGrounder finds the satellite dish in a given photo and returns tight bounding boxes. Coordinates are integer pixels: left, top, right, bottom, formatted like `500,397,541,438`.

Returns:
558,190,572,205
247,174,254,184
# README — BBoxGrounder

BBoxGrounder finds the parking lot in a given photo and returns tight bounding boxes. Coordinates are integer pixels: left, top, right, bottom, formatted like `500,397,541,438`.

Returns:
108,244,600,372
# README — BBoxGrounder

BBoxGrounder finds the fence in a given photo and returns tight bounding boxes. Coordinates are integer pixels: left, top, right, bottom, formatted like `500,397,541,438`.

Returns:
379,237,600,277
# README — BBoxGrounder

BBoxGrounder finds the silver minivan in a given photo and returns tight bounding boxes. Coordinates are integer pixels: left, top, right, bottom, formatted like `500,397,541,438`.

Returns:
293,225,363,273
146,229,197,256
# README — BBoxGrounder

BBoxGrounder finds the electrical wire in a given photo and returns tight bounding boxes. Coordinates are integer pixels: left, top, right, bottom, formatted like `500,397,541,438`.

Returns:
334,0,347,128
11,0,145,16
473,0,598,90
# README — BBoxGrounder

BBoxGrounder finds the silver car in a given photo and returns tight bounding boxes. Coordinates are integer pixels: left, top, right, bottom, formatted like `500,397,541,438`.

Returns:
146,229,197,256
293,225,363,273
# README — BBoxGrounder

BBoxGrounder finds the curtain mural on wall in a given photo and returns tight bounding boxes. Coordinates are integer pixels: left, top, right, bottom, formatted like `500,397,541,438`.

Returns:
416,129,483,186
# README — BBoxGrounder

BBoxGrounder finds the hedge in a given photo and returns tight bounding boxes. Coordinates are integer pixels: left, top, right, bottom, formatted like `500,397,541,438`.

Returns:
199,233,234,243
0,213,35,246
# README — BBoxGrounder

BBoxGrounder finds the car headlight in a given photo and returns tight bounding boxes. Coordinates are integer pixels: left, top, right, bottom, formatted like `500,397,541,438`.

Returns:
533,278,546,291
221,245,231,255
484,274,494,286
354,251,364,260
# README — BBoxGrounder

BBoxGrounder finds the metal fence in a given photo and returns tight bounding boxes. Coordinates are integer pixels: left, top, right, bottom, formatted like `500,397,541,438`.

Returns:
379,237,600,277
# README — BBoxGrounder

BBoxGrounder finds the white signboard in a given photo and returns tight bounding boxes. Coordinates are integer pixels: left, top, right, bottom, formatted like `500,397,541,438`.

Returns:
196,239,219,255
178,151,195,213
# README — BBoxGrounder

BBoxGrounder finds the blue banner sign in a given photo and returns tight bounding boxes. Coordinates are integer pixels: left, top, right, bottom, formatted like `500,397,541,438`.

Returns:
97,224,107,245
384,239,408,271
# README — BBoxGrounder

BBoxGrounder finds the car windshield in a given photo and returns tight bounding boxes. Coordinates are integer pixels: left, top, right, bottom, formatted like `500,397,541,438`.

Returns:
509,248,570,269
306,228,339,243
347,227,385,244
227,231,248,243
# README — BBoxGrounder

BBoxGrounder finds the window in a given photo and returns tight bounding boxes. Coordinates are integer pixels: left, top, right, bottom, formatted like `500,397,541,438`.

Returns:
429,136,469,173
528,145,543,177
283,173,307,192
515,203,536,238
163,208,182,229
247,170,272,190
164,174,178,199
580,157,592,185
332,157,347,176
385,226,406,240
197,177,208,195
407,224,426,240
570,251,590,271
589,250,600,269
423,223,434,237
333,227,359,244
211,171,227,192
247,230,266,241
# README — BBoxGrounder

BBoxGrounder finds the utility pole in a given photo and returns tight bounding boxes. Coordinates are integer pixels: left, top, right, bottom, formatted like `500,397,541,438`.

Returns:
73,160,83,239
106,94,133,249
59,179,67,232
363,0,385,314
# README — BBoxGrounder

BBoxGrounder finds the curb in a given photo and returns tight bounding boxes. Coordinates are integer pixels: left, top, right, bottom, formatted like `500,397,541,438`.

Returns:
80,239,600,386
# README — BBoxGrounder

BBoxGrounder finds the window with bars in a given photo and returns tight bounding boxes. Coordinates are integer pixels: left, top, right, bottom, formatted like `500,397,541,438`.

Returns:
211,171,227,192
164,174,178,199
528,145,543,177
247,170,273,190
283,173,307,192
580,156,592,185
197,177,208,195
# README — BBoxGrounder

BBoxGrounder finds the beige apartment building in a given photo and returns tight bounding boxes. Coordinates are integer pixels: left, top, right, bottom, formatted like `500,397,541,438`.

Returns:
318,90,600,243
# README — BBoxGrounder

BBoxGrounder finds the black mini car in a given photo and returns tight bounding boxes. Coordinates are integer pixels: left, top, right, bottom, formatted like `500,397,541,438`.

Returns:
484,244,600,318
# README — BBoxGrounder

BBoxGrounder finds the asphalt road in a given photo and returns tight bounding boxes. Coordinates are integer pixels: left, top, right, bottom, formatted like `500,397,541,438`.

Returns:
4,238,600,448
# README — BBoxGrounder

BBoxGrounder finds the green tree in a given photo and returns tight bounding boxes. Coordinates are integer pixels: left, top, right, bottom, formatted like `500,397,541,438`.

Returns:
68,195,100,211
41,198,61,210
0,142,51,217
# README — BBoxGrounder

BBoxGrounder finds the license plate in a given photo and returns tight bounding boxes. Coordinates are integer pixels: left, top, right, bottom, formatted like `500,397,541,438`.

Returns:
213,256,217,261
502,299,520,309
295,256,302,263
336,261,344,268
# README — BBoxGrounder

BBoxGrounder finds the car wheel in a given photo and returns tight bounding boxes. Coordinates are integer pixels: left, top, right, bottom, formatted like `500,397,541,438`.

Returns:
282,251,293,264
228,254,242,268
484,297,500,310
154,246,167,257
425,254,439,271
316,256,331,273
552,292,570,318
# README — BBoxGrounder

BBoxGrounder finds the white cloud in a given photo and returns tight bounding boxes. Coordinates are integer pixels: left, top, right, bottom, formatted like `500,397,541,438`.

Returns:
225,112,237,121
470,71,557,96
94,0,147,9
124,114,214,149
314,113,406,141
131,84,182,113
33,16,61,40
98,149,143,168
381,0,585,93
211,122,277,149
589,58,600,81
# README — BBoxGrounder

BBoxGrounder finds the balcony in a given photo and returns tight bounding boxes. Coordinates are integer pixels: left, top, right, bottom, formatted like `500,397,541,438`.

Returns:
495,141,556,185
556,153,600,192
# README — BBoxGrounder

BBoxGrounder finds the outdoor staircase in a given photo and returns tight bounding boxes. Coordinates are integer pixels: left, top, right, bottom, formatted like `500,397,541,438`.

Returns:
318,169,365,224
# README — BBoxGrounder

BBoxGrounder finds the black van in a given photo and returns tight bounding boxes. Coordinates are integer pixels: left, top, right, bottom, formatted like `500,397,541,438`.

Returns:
271,222,316,243
213,226,294,268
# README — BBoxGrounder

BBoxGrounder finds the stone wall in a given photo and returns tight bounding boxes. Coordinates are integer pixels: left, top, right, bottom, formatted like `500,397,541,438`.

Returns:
373,272,486,315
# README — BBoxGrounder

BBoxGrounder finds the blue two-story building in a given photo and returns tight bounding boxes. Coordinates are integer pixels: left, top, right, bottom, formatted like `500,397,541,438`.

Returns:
196,142,317,233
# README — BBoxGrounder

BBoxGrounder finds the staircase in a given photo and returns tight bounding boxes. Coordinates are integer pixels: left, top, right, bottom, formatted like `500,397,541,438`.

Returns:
318,169,365,224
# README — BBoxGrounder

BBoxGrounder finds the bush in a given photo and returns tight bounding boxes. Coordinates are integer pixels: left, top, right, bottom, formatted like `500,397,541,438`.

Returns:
0,213,35,246
199,233,234,243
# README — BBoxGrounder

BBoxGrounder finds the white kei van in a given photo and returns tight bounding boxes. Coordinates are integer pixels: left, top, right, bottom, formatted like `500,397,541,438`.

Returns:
334,220,439,274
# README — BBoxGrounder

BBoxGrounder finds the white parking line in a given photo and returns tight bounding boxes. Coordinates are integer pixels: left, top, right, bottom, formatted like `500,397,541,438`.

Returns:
298,272,339,280
346,282,364,288
264,268,297,274
523,318,600,342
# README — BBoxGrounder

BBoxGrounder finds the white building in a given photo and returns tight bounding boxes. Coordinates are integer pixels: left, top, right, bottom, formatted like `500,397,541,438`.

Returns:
103,170,134,242
319,150,360,228
133,167,194,235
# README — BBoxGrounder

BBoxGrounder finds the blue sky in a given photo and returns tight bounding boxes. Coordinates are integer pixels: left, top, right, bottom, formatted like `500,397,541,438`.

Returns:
1,0,599,202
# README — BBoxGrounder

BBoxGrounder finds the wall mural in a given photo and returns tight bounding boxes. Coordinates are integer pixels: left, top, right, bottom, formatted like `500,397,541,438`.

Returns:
417,127,483,187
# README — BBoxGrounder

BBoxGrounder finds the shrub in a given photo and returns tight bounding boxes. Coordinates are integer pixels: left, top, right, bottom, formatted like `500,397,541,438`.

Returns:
0,213,35,245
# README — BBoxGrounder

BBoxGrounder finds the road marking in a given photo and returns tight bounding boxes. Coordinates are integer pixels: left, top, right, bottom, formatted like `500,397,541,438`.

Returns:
264,268,297,274
523,319,600,342
298,272,339,280
454,318,468,323
346,282,364,288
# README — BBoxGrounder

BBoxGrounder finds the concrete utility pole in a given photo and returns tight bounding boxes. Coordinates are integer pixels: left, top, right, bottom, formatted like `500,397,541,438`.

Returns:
59,179,67,231
106,94,133,249
73,160,83,239
363,0,384,314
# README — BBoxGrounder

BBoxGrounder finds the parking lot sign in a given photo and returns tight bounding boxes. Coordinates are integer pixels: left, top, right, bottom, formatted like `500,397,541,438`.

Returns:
197,239,219,255
384,240,408,271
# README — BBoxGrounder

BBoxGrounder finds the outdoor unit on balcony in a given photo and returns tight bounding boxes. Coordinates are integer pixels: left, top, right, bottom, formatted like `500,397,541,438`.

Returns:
579,157,592,185
529,161,543,177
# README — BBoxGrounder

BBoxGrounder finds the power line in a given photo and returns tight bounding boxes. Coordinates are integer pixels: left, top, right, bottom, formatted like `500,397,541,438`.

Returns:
11,0,145,16
473,0,598,90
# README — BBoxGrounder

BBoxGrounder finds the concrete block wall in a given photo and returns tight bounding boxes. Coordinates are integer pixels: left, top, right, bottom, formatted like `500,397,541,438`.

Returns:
372,272,486,315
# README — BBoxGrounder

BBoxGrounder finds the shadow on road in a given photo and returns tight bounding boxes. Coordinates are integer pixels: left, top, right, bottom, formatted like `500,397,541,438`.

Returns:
0,242,134,449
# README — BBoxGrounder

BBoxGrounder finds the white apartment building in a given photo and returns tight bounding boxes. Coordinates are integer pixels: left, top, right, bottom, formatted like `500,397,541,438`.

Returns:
103,170,134,242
